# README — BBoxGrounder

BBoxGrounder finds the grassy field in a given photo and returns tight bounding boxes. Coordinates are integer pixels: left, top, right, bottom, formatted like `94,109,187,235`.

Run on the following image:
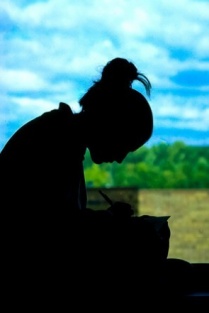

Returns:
137,189,209,263
87,188,209,263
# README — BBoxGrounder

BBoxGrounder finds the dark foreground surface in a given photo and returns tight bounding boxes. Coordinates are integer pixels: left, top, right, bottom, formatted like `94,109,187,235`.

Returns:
2,211,209,310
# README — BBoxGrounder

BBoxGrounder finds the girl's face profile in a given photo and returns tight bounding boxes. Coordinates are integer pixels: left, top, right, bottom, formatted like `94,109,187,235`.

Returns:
88,130,135,164
87,109,141,164
89,144,129,164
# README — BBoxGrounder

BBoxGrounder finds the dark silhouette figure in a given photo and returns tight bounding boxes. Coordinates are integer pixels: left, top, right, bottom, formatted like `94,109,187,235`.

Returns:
1,57,153,213
1,58,177,308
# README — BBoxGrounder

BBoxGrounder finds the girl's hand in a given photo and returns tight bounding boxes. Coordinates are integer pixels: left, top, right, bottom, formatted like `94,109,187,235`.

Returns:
107,201,134,218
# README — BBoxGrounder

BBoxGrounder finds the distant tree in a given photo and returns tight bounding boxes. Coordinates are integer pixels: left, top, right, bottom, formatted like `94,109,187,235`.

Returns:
83,141,209,188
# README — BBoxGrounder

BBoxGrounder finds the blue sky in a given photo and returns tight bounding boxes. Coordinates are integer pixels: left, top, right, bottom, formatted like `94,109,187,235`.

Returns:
1,0,209,150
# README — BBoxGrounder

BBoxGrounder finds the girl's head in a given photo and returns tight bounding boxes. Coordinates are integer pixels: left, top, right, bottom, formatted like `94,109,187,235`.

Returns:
79,58,153,164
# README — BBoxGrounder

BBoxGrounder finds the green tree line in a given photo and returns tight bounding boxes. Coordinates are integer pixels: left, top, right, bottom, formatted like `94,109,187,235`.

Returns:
84,141,209,188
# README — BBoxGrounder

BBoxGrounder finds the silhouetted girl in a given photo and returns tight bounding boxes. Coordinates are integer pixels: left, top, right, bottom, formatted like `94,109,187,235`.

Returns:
1,57,153,214
2,58,168,305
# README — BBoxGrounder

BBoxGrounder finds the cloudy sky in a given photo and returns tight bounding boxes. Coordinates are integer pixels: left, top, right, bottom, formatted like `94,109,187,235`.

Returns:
1,0,209,150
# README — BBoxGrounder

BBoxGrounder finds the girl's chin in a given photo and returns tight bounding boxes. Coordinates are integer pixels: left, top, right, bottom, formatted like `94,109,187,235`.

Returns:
91,156,113,164
90,151,115,164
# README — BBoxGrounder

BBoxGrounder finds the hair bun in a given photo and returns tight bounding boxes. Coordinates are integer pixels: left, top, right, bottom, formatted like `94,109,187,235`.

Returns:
101,57,138,87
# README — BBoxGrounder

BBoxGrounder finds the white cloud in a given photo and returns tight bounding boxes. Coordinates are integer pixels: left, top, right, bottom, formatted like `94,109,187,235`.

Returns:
152,93,209,130
12,96,56,112
12,96,81,115
0,69,48,91
155,118,209,132
1,0,209,149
